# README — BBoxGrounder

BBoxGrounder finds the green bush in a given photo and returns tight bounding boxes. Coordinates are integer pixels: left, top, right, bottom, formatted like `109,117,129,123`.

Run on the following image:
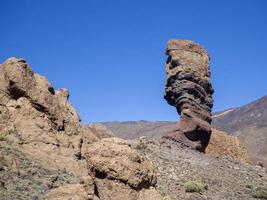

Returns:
252,187,267,199
0,134,6,141
184,181,204,193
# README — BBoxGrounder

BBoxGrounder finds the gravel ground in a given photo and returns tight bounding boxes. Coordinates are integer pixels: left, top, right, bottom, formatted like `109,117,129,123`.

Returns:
133,138,267,200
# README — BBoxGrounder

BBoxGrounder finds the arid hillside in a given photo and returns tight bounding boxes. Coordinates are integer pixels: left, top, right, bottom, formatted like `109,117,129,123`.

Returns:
212,95,267,167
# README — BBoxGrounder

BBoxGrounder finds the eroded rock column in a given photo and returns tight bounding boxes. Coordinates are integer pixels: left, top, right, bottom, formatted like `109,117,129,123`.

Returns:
164,40,214,152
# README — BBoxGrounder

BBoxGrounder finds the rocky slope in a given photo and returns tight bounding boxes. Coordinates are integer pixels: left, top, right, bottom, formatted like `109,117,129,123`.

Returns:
0,58,162,200
132,137,267,200
103,122,250,163
212,95,267,167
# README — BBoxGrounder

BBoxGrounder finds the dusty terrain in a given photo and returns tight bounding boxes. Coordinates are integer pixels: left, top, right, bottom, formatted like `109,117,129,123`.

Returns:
132,137,267,200
212,95,267,167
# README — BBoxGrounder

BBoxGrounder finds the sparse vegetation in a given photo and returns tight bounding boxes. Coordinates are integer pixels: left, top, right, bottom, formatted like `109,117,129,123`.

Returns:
0,133,7,141
163,196,172,200
0,128,18,142
184,181,204,193
252,187,267,199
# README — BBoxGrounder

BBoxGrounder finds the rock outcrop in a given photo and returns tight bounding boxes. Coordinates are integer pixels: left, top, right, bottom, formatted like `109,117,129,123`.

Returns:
0,58,100,199
85,137,162,200
206,129,250,163
164,40,214,152
0,57,162,200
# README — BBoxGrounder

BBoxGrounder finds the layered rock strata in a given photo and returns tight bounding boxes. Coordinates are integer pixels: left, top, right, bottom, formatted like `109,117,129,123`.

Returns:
164,40,214,152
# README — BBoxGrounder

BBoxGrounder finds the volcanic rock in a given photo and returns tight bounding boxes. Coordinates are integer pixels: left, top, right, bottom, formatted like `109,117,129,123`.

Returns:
85,137,162,200
164,40,214,152
0,57,162,199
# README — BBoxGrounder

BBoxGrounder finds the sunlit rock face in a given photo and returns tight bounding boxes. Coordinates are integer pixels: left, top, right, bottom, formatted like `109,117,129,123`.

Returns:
164,39,214,152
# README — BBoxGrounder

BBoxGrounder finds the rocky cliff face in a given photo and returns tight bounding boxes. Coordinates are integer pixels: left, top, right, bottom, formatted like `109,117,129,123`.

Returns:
0,58,162,200
164,40,214,152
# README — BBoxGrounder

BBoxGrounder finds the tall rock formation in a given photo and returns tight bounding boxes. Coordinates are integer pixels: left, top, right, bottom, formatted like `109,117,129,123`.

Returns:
164,40,214,152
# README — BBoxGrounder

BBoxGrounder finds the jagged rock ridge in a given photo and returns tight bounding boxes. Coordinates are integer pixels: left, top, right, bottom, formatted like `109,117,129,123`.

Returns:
164,40,214,152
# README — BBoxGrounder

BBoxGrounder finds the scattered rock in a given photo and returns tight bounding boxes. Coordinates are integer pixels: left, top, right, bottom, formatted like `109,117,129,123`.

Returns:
206,129,250,163
135,138,267,200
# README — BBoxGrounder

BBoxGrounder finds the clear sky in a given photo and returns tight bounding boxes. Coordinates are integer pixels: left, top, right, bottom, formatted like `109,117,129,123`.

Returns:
1,0,267,123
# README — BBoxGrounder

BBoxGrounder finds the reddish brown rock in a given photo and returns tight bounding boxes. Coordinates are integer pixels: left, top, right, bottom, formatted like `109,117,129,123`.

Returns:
164,40,214,152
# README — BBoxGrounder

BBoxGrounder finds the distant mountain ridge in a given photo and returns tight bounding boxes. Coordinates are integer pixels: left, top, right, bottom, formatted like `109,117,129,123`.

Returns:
212,95,267,134
103,95,267,166
103,121,176,139
212,95,267,166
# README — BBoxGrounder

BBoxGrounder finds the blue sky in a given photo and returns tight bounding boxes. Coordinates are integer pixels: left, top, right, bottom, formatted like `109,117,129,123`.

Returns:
1,0,267,123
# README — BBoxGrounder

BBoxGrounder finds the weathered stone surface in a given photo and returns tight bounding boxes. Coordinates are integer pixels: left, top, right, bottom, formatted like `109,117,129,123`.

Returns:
164,40,214,152
0,58,100,199
0,57,162,199
0,58,100,175
206,129,250,163
85,137,162,200
44,184,89,200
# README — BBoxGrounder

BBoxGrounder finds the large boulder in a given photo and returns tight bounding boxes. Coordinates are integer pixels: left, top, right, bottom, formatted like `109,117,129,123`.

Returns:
164,40,214,152
85,137,163,200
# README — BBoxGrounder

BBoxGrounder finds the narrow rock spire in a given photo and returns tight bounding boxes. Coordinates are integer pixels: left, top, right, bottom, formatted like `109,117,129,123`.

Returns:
164,39,214,152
